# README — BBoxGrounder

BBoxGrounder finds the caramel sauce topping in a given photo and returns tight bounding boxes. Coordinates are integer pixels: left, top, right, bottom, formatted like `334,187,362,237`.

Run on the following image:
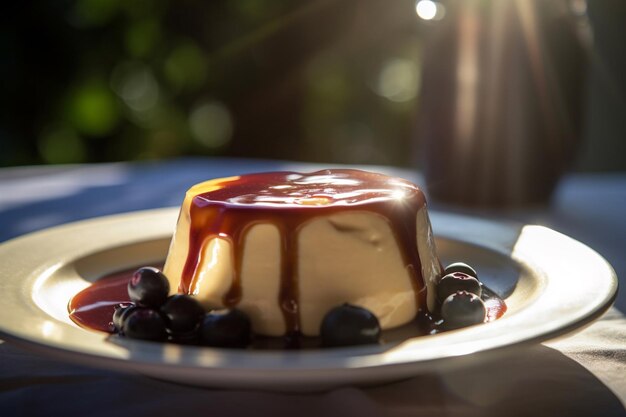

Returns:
179,169,428,334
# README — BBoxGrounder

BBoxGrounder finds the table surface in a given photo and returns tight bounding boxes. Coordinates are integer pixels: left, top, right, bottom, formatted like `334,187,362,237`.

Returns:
0,158,624,417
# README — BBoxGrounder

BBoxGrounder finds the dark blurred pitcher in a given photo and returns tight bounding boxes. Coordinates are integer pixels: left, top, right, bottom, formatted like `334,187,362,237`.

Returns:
417,0,590,207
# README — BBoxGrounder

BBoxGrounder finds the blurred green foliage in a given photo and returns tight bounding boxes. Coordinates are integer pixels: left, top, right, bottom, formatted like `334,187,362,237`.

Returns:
0,0,425,167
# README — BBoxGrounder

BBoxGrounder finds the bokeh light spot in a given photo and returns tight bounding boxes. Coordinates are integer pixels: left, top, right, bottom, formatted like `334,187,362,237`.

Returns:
164,41,209,92
66,79,121,136
415,0,445,21
376,58,420,102
189,101,233,149
569,0,587,16
110,62,159,112
125,19,161,58
38,127,86,164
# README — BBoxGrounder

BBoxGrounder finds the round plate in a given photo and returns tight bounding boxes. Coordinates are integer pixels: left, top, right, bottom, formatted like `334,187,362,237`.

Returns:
0,208,617,391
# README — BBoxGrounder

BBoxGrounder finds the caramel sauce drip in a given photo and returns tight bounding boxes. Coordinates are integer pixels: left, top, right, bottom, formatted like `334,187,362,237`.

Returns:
179,169,428,335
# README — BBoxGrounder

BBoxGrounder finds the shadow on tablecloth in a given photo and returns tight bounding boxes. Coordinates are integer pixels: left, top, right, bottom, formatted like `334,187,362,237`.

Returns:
0,341,623,417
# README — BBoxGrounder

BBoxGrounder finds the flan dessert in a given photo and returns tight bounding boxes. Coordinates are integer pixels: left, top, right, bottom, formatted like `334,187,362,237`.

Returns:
162,169,442,337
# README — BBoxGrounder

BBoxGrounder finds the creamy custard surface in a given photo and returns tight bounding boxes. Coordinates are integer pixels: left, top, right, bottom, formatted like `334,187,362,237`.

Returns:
163,169,441,336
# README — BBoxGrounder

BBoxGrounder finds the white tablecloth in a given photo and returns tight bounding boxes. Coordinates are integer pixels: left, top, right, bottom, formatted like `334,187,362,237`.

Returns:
0,159,624,416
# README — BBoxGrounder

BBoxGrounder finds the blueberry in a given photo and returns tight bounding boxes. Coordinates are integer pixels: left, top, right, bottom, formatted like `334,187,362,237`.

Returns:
112,303,136,331
122,308,168,341
199,309,252,348
128,267,170,308
320,304,381,347
160,294,205,334
444,262,478,279
437,272,482,302
441,291,486,330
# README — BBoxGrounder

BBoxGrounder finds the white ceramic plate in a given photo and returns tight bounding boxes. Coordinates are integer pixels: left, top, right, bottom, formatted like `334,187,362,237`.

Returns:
0,208,617,391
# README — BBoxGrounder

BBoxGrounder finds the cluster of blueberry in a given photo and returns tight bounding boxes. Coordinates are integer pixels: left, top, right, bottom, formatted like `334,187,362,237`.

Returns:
436,262,487,329
320,262,489,347
113,267,252,347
